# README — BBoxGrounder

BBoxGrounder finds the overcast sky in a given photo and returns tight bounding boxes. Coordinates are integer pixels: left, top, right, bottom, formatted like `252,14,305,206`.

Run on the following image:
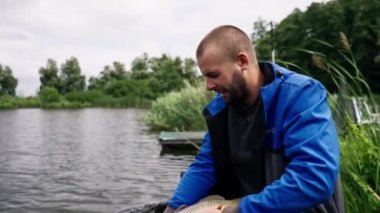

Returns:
0,0,325,96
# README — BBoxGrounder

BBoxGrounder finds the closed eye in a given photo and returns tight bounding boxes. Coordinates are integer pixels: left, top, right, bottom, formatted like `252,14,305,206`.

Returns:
204,72,219,79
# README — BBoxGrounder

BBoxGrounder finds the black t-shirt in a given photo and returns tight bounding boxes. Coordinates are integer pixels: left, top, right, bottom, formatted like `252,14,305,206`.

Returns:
227,62,274,195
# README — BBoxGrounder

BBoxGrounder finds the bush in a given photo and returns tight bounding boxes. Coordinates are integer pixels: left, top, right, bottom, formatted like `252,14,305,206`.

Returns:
145,82,213,131
0,95,15,109
15,96,41,108
104,79,154,99
40,87,61,103
65,90,103,104
0,96,41,109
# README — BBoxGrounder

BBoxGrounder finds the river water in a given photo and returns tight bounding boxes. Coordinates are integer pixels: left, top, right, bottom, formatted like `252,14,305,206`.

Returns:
0,109,194,212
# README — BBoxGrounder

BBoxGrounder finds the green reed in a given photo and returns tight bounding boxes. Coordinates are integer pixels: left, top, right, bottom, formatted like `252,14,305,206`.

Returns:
144,81,213,131
293,33,380,212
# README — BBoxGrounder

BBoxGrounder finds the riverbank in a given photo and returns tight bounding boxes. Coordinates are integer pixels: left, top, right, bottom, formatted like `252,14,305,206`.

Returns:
0,93,151,109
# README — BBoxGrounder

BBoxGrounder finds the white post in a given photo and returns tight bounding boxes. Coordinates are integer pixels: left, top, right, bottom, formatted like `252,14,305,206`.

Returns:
271,50,275,63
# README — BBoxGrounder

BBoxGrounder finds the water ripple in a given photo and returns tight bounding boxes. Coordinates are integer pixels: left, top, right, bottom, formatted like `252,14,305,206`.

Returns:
0,109,193,212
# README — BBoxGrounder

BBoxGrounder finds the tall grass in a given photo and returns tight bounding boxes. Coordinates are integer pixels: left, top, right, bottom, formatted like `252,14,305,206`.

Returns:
144,81,213,131
340,121,380,211
299,33,380,212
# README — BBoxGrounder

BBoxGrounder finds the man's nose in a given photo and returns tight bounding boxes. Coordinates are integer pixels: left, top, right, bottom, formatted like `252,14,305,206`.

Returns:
206,78,216,91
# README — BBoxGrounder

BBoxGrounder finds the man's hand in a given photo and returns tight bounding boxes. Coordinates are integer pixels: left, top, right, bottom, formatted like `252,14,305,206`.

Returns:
163,206,176,213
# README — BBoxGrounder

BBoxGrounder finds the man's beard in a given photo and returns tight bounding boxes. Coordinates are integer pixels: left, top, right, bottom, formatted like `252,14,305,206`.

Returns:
227,71,250,105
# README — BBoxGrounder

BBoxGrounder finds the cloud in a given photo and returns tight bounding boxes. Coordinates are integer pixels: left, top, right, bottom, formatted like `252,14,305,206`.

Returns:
0,30,30,42
0,0,325,96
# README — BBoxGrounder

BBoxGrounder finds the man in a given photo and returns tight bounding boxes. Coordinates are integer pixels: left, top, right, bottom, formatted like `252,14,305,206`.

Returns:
164,25,344,212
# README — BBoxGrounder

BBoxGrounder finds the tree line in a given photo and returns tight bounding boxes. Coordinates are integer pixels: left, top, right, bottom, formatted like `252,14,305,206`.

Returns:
0,53,198,108
252,0,380,93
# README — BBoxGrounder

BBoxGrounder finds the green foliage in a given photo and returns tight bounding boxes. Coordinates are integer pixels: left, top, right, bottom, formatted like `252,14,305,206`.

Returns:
39,59,60,92
0,95,40,109
40,87,61,104
0,95,16,108
39,86,151,109
0,90,151,109
130,53,198,99
340,121,380,212
40,100,90,109
293,32,376,133
39,57,86,94
33,53,198,108
251,18,271,45
88,53,198,103
145,82,213,131
182,58,198,85
60,57,86,94
254,0,380,93
148,55,186,96
39,88,91,109
88,61,128,90
92,96,150,108
131,52,151,80
103,79,153,99
64,87,151,108
0,64,18,96
14,96,41,108
65,90,104,104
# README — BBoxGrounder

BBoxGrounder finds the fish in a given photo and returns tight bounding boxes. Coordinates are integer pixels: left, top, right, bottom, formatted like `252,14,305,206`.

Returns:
176,195,240,213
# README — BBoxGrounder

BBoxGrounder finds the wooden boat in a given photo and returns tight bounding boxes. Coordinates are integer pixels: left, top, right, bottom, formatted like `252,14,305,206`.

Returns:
158,131,205,151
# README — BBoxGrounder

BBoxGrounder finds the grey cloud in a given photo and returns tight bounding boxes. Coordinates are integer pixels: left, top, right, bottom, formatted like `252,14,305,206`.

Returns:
0,30,30,41
0,0,37,11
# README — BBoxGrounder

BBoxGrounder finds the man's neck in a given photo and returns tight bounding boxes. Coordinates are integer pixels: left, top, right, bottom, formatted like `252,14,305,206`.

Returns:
244,66,264,105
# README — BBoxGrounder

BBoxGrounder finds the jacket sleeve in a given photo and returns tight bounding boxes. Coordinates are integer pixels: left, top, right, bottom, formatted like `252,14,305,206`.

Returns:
167,132,216,209
240,80,340,212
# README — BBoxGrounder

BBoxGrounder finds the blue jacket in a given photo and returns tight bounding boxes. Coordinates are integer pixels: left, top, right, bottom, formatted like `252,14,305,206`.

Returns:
168,63,340,212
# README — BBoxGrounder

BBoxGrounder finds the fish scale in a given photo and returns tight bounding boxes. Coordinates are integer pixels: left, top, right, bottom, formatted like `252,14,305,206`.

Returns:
177,196,240,213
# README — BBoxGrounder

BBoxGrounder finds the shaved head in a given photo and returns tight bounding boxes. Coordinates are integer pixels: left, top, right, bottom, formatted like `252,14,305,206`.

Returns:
196,25,263,105
196,25,257,63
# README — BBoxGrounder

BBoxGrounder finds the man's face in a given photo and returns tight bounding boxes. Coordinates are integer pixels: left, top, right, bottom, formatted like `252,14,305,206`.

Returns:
198,48,249,104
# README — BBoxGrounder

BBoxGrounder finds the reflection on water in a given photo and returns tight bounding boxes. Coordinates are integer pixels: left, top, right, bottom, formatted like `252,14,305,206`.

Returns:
0,109,194,212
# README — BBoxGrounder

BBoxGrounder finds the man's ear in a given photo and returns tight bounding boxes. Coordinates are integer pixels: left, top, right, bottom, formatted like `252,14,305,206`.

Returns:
236,52,249,70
